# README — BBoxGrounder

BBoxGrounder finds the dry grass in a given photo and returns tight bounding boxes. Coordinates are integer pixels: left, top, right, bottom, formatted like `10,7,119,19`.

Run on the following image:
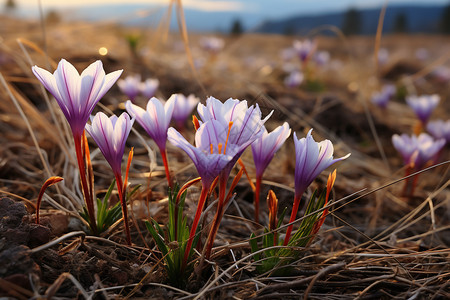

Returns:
0,6,449,299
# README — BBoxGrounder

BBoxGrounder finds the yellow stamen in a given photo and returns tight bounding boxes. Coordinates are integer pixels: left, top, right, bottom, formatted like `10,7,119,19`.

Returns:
223,121,233,154
210,144,213,154
218,143,223,154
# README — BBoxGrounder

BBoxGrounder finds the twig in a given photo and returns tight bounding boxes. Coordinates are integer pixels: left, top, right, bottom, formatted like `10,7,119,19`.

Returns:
30,231,86,254
303,262,347,299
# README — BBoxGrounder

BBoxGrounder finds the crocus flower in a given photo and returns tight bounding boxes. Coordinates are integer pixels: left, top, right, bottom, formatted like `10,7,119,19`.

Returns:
126,97,175,186
284,71,304,88
85,112,134,245
293,129,350,199
252,122,291,179
32,59,123,138
293,39,316,62
406,94,440,124
285,129,350,245
126,97,174,152
314,51,330,66
427,120,450,143
170,96,272,261
251,122,291,222
171,93,200,128
32,59,122,234
197,97,272,174
140,78,159,99
117,74,141,103
371,84,396,109
85,112,134,177
171,96,271,187
392,133,445,168
169,119,243,264
199,36,225,53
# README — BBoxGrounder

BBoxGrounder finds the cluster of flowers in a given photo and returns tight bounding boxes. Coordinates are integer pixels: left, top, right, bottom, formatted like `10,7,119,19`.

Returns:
391,94,448,196
369,86,448,171
32,59,350,264
117,74,159,103
281,39,330,88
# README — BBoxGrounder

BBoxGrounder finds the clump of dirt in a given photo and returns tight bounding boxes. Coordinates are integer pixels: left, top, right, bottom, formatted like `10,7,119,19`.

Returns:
0,198,152,298
0,197,48,296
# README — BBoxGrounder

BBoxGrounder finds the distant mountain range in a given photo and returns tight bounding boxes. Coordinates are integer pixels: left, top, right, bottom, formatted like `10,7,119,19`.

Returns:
253,4,446,35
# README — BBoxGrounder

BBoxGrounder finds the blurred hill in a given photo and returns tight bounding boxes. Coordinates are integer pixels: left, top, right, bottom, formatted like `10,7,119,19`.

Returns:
253,4,445,35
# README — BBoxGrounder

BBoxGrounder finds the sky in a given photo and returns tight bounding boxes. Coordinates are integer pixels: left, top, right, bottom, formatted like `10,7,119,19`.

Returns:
17,0,450,15
12,0,450,31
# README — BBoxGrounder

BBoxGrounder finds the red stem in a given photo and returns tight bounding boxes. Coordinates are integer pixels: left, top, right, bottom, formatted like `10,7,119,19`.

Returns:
204,174,227,259
401,167,412,198
254,175,262,224
284,193,302,246
74,135,97,234
115,174,132,245
409,173,420,198
160,148,173,188
183,185,209,267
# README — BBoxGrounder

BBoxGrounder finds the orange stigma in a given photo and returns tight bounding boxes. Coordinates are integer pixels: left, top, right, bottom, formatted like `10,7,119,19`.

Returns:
223,121,233,154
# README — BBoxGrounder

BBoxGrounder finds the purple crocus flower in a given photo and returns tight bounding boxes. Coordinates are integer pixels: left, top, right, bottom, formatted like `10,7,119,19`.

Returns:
293,39,316,62
140,78,159,99
406,94,440,124
117,74,141,103
251,122,291,179
371,91,390,108
171,93,200,128
32,59,123,138
171,96,272,260
392,133,446,168
170,96,272,186
293,129,350,197
371,84,396,109
197,97,272,174
125,97,174,152
85,112,134,177
284,70,304,88
284,129,350,245
85,112,134,245
314,50,330,66
427,120,450,143
126,97,175,186
251,122,291,223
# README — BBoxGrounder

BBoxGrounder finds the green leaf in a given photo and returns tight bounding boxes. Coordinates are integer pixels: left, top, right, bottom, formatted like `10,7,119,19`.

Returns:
249,233,261,262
